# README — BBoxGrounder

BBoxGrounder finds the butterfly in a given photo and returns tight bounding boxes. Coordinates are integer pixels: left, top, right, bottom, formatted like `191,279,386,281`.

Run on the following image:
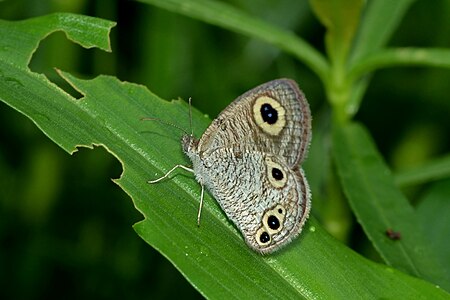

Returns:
150,79,312,254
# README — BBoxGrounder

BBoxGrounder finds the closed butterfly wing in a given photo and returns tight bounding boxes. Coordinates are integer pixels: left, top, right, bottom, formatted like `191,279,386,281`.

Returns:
181,79,312,253
196,148,310,253
197,79,312,167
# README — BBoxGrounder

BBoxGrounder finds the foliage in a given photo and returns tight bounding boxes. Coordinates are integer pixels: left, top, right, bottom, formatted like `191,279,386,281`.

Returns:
0,1,449,299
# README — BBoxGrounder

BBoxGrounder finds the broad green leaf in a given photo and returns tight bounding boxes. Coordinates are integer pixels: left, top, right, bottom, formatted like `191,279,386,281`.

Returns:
394,154,450,187
1,13,449,299
0,13,115,151
138,0,329,82
310,0,363,65
350,0,416,64
332,122,450,291
417,180,450,271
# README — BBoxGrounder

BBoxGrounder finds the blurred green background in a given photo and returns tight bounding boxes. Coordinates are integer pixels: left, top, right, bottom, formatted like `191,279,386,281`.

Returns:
0,0,449,299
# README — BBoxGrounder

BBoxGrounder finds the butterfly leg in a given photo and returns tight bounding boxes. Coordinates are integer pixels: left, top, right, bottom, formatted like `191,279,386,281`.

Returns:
197,183,204,226
147,164,194,184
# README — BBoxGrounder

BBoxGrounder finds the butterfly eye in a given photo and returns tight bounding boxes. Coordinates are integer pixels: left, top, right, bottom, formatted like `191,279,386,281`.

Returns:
267,215,280,230
256,227,271,246
271,167,284,180
260,103,278,124
255,204,287,247
265,158,287,188
259,231,270,244
262,204,286,234
252,96,286,136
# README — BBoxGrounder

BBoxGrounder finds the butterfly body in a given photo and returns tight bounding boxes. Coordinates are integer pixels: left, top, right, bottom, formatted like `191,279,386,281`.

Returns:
181,79,312,253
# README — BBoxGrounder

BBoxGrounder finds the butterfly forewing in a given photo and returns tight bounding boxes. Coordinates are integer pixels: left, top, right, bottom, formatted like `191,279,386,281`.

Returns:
197,79,312,167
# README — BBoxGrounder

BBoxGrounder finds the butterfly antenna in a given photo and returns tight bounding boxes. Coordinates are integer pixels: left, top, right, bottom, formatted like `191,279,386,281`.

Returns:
140,117,189,135
188,97,194,136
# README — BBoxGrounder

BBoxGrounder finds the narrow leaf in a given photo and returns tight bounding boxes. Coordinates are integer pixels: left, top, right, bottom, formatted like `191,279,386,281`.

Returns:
417,180,450,272
349,47,450,81
310,0,363,64
395,154,450,187
332,122,449,291
350,0,416,63
138,0,329,82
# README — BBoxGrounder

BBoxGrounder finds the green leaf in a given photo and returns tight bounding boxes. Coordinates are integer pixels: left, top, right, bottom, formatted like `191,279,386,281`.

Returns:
394,154,450,187
349,47,450,80
332,122,450,291
308,0,364,121
350,0,416,63
417,180,450,271
346,47,450,118
302,110,353,242
310,0,363,65
137,0,329,82
342,0,415,119
0,13,114,68
1,13,449,299
0,13,115,152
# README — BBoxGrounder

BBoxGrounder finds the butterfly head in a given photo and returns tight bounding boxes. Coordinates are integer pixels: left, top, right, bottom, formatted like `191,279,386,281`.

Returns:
181,134,198,154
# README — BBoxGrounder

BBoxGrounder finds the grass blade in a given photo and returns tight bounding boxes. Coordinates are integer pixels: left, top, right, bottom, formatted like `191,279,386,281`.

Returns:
138,0,328,81
332,122,449,291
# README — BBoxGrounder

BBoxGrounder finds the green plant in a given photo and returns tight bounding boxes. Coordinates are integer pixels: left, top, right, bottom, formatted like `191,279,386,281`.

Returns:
0,1,449,299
